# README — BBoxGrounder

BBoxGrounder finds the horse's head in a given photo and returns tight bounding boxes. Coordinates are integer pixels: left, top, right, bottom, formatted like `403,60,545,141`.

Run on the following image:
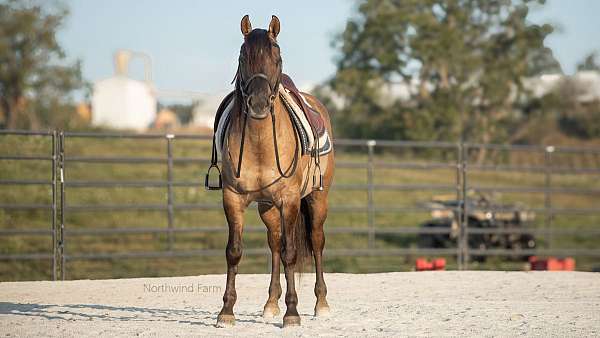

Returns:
236,15,282,119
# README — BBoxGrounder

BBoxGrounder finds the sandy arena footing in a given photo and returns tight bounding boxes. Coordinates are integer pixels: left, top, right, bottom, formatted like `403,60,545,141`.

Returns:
1,271,599,337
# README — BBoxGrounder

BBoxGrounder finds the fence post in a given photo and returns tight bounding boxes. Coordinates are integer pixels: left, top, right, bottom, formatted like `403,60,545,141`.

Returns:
367,140,376,249
166,134,175,251
58,131,66,280
544,146,554,249
51,131,57,281
456,142,463,270
460,143,469,270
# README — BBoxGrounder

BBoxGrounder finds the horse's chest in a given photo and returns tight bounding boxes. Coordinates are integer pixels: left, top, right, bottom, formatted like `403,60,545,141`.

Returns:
236,166,283,189
229,158,307,200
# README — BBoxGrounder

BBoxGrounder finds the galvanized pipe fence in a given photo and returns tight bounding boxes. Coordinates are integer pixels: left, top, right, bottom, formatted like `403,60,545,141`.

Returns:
1,130,600,280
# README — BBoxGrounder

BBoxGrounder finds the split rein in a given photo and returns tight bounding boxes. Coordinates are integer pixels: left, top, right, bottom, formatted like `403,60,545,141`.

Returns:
205,69,325,191
231,70,300,180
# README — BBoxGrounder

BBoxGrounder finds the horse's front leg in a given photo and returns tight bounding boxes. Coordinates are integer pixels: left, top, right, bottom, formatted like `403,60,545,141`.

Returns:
259,203,282,318
216,190,246,327
279,200,302,327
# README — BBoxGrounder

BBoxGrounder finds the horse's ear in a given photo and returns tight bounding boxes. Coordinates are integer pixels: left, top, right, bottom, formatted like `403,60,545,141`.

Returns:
241,15,252,37
268,15,280,39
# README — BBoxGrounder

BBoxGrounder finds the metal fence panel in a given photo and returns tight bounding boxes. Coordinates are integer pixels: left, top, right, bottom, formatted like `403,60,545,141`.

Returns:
1,130,599,279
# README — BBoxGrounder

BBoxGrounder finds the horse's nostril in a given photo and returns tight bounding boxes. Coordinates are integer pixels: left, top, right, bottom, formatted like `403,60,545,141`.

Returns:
248,94,269,111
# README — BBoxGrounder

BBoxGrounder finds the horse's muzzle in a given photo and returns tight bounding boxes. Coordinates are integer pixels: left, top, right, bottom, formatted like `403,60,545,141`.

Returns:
247,93,273,120
248,106,270,119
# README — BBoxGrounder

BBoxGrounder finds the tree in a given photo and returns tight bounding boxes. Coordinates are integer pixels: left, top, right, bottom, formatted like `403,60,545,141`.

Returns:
0,0,84,129
324,0,559,148
553,75,600,139
576,51,600,72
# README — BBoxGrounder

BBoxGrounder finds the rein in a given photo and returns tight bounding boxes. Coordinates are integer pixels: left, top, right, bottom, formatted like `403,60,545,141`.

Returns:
206,63,318,191
230,68,299,180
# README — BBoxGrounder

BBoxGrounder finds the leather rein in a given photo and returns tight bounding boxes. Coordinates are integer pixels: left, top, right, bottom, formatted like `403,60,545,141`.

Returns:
229,66,299,180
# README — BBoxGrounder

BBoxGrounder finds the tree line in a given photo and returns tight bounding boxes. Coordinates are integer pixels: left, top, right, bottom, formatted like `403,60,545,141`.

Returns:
315,0,600,147
0,0,85,130
1,0,599,145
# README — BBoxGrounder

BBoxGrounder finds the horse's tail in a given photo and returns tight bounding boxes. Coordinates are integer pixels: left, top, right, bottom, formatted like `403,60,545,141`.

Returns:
294,197,313,272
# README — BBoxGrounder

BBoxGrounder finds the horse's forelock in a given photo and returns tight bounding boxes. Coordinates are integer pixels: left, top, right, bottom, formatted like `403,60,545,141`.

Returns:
242,29,278,62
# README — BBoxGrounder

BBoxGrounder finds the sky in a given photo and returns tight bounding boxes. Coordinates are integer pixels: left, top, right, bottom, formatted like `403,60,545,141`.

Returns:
58,0,600,97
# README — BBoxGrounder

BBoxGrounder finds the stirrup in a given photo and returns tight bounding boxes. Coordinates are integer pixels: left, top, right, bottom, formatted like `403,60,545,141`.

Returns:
205,164,222,190
312,163,324,191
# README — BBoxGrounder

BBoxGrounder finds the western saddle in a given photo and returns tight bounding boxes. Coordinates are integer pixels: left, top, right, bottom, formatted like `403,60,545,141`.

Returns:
206,73,327,191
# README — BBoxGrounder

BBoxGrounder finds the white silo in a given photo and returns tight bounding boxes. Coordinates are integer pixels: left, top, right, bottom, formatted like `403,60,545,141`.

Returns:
92,50,157,129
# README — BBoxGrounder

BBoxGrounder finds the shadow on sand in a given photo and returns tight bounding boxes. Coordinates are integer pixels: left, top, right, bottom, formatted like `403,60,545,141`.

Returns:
0,302,272,327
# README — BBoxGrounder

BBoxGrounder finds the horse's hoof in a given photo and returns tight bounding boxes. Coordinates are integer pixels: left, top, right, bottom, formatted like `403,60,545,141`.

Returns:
314,303,331,317
216,314,235,327
263,303,281,318
283,315,301,327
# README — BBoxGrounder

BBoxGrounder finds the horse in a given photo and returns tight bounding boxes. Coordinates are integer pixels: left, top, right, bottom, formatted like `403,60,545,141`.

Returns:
208,15,334,327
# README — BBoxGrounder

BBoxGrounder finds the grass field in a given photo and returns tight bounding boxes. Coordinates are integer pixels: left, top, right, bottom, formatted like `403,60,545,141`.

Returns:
1,132,599,281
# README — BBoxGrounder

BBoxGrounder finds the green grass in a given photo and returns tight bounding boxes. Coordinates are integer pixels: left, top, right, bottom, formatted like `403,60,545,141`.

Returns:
1,133,599,281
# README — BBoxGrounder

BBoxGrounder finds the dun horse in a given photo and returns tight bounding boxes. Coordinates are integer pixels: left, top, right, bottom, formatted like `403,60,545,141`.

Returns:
206,15,334,327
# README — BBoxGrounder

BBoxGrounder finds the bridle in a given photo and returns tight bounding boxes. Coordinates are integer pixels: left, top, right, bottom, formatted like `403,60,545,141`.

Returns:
235,39,282,118
205,39,324,192
237,72,280,118
228,54,299,181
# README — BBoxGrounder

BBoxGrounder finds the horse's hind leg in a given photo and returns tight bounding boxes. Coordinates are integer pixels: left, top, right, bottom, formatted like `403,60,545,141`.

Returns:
216,191,246,327
258,203,282,318
306,194,331,316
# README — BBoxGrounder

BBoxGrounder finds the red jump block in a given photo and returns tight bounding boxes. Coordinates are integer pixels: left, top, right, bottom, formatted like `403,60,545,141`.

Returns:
416,257,446,271
529,256,575,271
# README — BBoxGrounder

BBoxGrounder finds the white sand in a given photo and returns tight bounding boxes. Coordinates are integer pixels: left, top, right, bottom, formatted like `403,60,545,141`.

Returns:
1,271,599,337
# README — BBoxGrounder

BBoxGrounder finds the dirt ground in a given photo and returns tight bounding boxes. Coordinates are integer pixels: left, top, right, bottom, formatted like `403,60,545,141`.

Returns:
1,271,599,337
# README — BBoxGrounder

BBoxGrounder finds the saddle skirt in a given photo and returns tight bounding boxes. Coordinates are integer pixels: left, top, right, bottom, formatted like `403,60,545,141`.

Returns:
214,79,332,161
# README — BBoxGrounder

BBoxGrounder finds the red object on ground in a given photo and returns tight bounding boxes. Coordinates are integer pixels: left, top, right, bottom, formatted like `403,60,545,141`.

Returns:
415,258,432,271
416,258,446,271
433,258,446,270
562,257,576,271
529,256,576,271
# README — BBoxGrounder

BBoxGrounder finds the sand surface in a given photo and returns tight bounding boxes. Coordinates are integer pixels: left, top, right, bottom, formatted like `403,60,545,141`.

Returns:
1,271,599,337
